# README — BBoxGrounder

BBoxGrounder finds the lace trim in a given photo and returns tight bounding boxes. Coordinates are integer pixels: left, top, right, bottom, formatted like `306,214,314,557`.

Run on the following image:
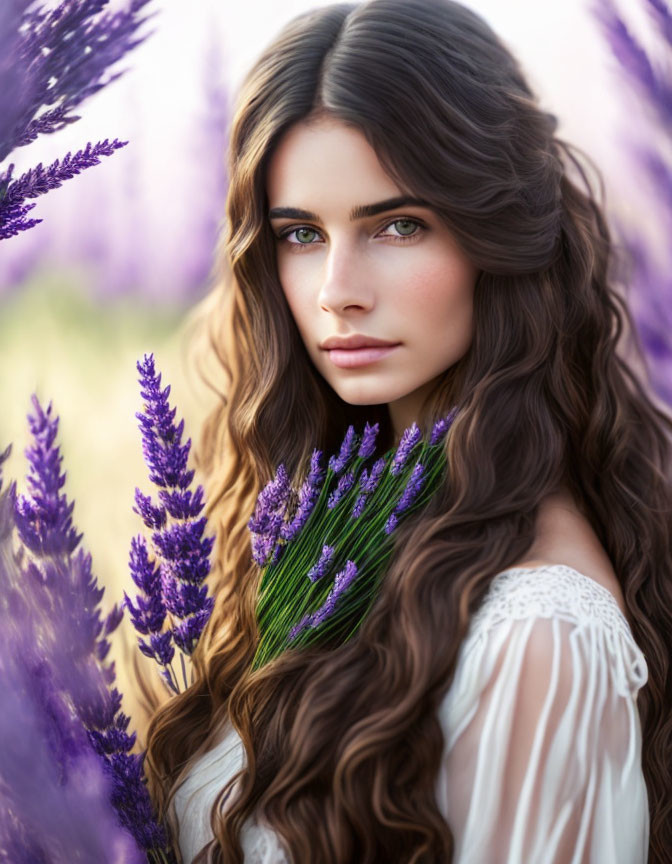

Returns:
462,564,648,691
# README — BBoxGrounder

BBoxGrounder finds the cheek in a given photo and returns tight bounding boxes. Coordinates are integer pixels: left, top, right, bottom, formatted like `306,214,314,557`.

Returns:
280,280,315,349
402,258,475,327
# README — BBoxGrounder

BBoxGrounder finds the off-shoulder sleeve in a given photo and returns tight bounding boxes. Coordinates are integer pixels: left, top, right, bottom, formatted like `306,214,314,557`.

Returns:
436,614,649,864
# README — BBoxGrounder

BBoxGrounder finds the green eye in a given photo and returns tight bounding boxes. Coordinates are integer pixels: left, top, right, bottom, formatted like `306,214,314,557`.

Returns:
295,227,317,243
394,219,418,236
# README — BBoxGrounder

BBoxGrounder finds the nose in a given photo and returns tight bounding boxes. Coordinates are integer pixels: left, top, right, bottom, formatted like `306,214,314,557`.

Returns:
318,240,375,313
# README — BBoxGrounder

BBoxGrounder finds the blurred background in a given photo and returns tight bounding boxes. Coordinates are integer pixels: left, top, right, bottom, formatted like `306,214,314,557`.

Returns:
2,0,671,736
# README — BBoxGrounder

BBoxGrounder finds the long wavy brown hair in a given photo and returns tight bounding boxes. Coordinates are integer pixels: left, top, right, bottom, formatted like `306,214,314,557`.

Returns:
143,0,672,860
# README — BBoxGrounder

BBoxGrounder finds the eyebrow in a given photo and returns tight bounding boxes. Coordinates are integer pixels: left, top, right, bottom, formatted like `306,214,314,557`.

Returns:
268,196,432,223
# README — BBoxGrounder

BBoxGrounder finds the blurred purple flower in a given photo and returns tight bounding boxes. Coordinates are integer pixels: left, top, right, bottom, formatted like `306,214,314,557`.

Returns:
0,432,154,861
13,395,82,556
0,0,157,240
592,0,672,408
3,396,174,858
1,140,128,239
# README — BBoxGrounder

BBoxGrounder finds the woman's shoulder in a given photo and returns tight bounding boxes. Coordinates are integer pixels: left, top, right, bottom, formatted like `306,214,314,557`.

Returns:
470,561,635,644
448,561,649,705
437,561,649,755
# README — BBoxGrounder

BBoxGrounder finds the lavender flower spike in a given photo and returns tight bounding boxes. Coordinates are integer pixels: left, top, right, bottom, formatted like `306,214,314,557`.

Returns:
248,464,292,567
361,457,386,494
384,462,426,534
13,395,82,557
429,407,458,445
394,462,426,514
307,544,335,582
287,560,359,642
357,421,379,460
1,0,157,239
311,560,359,627
327,470,355,510
133,353,215,672
328,425,357,474
4,396,168,858
123,535,174,676
280,448,325,543
351,457,386,519
390,422,422,476
351,494,367,519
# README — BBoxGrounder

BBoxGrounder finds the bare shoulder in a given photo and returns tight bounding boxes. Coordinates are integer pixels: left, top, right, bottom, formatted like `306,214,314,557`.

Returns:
511,488,629,619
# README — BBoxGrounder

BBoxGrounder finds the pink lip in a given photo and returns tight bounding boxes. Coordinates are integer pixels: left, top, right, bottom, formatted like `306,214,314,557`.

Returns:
326,344,400,368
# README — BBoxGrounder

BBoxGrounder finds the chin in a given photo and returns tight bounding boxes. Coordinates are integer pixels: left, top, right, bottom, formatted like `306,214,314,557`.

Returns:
330,385,401,408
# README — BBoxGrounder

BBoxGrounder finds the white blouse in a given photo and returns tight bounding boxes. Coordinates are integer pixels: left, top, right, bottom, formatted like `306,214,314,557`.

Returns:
172,564,650,863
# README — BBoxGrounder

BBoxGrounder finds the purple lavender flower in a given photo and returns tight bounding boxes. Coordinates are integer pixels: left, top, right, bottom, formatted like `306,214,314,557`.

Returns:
311,560,359,627
395,462,426,513
384,513,399,535
390,422,423,476
133,353,216,667
280,448,325,542
357,421,379,460
306,544,335,582
429,408,458,445
350,457,386,519
591,0,672,409
351,494,367,520
327,470,355,509
328,425,357,474
123,534,173,675
384,462,426,534
13,395,82,557
0,139,129,238
0,0,157,239
0,651,143,862
287,610,313,643
0,408,167,860
361,457,386,493
11,394,123,700
248,463,292,566
592,0,662,108
287,560,359,643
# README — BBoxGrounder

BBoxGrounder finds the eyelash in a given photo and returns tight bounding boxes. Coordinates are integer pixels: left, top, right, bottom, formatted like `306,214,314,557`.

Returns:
276,217,426,250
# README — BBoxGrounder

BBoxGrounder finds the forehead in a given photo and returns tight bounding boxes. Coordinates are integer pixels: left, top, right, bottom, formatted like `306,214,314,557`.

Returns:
266,118,405,205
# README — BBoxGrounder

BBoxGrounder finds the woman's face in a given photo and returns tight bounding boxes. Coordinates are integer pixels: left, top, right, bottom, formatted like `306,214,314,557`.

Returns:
266,117,478,441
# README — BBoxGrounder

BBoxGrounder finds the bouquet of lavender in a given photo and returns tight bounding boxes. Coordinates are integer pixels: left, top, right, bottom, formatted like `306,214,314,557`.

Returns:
0,400,175,861
248,410,456,671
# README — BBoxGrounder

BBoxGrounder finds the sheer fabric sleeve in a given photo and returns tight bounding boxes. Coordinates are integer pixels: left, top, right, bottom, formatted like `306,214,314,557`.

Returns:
436,611,649,864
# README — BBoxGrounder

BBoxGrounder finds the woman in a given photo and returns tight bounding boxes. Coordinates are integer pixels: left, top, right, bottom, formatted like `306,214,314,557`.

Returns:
144,0,672,861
